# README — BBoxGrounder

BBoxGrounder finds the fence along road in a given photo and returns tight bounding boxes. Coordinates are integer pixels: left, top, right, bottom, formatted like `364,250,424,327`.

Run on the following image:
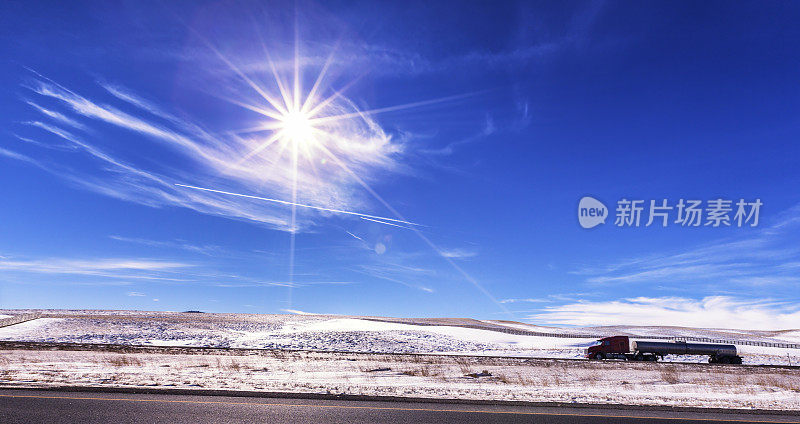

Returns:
362,317,800,350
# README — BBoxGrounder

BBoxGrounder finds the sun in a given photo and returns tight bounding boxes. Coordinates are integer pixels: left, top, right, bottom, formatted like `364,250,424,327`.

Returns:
229,59,337,166
278,109,315,147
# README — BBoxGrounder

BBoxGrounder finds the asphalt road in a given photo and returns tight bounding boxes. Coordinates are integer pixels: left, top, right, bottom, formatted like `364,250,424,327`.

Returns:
1,389,799,424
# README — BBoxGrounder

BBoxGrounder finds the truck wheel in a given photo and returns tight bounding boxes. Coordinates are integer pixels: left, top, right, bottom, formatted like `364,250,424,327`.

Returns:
594,353,605,360
634,353,644,361
719,356,731,364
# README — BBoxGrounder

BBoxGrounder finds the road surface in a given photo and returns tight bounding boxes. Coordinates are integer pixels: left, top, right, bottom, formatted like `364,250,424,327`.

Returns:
1,389,798,423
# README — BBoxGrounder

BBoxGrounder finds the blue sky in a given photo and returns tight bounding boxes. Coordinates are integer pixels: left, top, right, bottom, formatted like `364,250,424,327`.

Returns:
1,0,799,329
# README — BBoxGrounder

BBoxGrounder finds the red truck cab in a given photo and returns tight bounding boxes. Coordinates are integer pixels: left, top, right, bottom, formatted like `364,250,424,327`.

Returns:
586,335,630,359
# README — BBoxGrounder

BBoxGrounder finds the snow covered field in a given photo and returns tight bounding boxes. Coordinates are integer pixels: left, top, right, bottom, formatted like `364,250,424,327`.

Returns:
0,312,592,357
0,310,798,409
0,310,797,365
1,348,798,410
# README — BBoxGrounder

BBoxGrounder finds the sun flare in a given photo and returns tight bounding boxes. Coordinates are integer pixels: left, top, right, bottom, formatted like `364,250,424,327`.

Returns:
279,109,315,146
230,60,345,167
194,36,504,312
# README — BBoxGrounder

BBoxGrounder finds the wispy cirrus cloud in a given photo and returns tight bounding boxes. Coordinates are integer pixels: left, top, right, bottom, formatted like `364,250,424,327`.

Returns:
5,65,408,232
23,100,87,131
0,253,330,288
573,208,800,291
228,36,566,79
528,296,800,330
354,262,435,293
438,247,479,259
499,298,549,304
109,235,224,257
96,81,184,125
0,256,191,283
0,146,39,164
213,280,355,289
11,132,75,151
549,208,800,329
420,115,496,157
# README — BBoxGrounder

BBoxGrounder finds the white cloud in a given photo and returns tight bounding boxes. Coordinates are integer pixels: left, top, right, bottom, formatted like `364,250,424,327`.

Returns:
528,296,800,330
281,309,317,315
126,291,146,297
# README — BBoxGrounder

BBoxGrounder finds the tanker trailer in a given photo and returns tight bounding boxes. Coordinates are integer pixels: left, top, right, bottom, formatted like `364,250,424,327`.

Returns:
632,340,742,364
586,336,742,364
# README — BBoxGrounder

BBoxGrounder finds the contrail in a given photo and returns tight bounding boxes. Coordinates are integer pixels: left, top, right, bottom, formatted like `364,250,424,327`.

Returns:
174,183,422,227
345,230,365,242
359,216,418,230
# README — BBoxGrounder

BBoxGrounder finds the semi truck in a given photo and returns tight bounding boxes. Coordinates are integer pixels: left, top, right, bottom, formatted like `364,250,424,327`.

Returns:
586,335,743,364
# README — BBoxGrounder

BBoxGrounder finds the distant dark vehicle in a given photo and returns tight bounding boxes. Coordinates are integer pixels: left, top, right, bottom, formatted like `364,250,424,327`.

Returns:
586,336,742,364
183,310,204,313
